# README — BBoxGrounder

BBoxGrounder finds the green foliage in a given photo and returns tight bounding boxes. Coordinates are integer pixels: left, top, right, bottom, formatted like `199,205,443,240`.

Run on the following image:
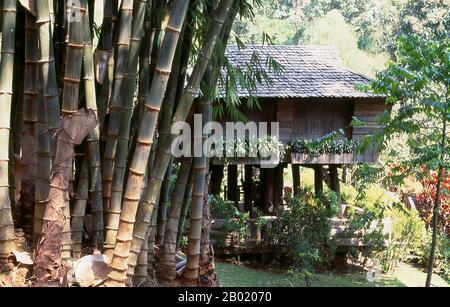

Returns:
268,189,338,272
301,10,389,77
418,233,450,282
348,202,428,273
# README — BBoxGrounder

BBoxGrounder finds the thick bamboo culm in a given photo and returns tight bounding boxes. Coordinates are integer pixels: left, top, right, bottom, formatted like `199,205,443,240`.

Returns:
125,0,234,280
106,0,190,286
0,0,17,262
36,0,61,158
61,0,84,115
177,169,194,248
156,160,192,284
104,0,148,256
97,0,118,127
59,0,87,261
124,0,233,284
102,0,135,216
20,12,39,243
82,0,104,249
34,66,52,243
156,158,173,246
133,230,149,286
183,92,212,286
71,158,88,259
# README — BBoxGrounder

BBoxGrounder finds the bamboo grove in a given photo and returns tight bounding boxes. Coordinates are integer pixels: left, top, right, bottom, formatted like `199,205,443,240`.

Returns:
0,0,264,287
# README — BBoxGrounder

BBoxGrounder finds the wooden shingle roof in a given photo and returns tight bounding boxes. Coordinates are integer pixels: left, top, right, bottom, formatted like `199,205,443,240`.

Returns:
224,45,383,99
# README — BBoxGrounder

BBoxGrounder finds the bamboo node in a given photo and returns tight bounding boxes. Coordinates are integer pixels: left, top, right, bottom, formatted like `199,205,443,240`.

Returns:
143,104,160,112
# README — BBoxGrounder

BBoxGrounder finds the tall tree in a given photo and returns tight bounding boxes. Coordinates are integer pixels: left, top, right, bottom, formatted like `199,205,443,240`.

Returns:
365,35,450,287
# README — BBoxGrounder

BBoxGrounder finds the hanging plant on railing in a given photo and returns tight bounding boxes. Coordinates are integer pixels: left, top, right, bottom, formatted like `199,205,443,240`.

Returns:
289,138,360,156
210,136,285,160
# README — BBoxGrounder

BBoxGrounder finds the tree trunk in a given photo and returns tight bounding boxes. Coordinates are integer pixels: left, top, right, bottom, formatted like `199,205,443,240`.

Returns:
425,111,447,287
0,0,17,263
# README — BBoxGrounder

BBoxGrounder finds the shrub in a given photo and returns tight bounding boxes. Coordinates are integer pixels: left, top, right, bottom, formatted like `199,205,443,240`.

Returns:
210,196,250,247
349,202,429,273
418,233,449,282
416,169,450,235
268,188,338,272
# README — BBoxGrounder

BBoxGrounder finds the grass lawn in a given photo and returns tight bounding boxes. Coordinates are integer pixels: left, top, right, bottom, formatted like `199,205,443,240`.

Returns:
216,261,448,287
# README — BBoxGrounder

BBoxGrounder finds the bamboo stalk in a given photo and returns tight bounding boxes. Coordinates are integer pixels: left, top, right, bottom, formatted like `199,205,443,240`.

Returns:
19,12,39,243
81,0,104,249
102,0,135,216
36,0,61,159
104,0,148,256
0,0,17,263
133,230,149,286
57,0,87,260
106,0,190,287
124,0,234,281
183,93,212,286
61,0,84,115
96,0,118,127
156,160,192,284
177,169,194,248
156,158,173,246
71,157,88,259
34,68,52,244
54,0,66,91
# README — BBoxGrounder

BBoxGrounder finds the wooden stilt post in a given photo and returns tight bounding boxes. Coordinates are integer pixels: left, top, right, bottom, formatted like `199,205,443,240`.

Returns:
273,164,284,211
261,168,274,214
292,164,301,196
314,165,324,196
329,165,342,206
227,164,239,208
244,165,253,213
210,164,224,197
